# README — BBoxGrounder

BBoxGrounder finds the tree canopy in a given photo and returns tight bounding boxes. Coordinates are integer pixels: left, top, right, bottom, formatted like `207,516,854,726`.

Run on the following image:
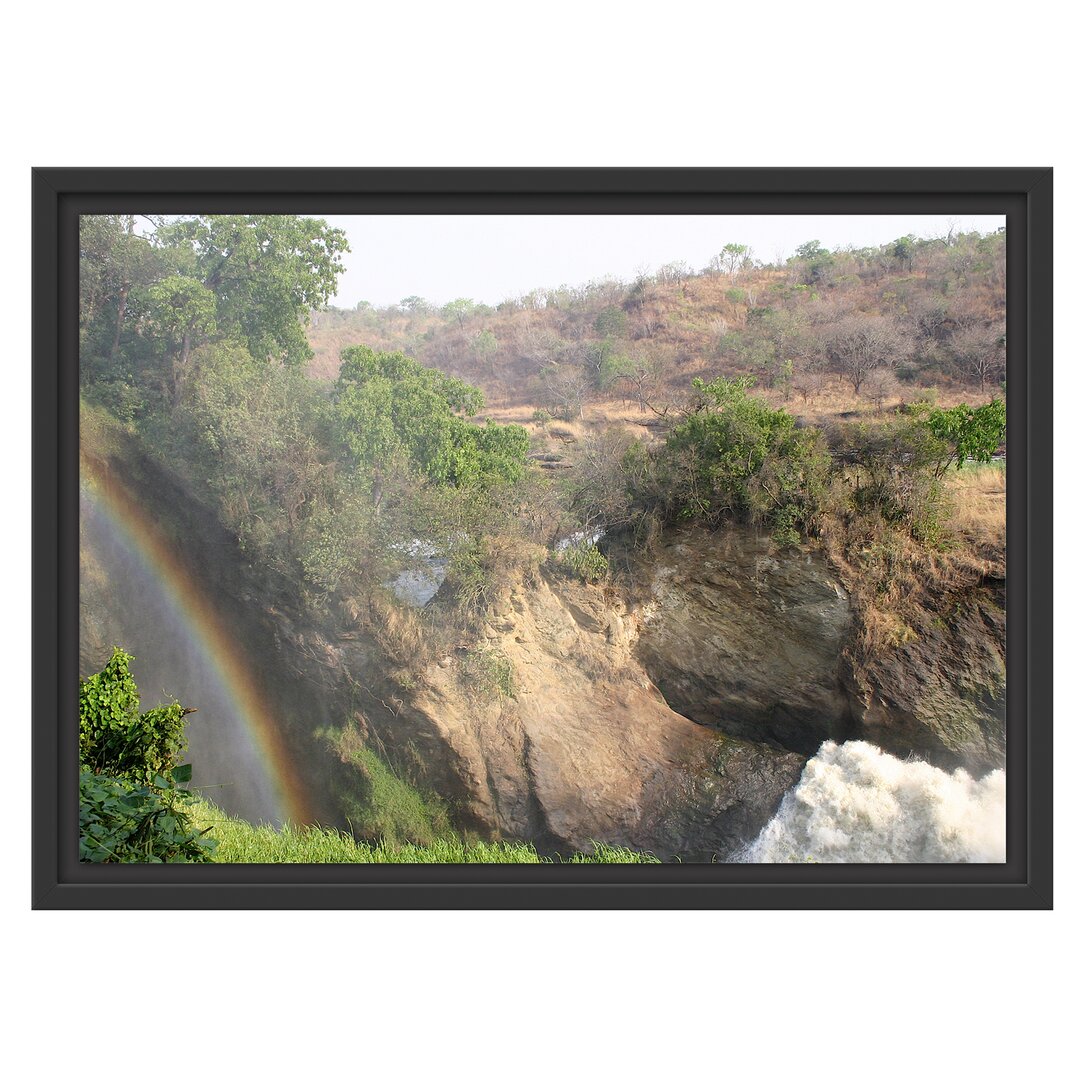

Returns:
155,215,349,366
334,345,528,496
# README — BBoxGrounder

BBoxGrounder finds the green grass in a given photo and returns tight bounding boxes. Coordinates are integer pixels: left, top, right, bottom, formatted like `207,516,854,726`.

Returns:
318,727,456,847
187,798,659,864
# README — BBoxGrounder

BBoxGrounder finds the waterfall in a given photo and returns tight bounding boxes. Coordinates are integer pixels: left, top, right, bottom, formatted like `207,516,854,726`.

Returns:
740,740,1006,863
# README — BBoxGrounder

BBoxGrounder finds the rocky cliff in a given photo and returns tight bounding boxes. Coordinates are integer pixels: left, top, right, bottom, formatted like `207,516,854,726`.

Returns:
79,422,1006,859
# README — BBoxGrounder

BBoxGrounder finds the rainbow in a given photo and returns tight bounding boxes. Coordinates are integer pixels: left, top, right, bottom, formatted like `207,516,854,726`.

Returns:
80,448,315,825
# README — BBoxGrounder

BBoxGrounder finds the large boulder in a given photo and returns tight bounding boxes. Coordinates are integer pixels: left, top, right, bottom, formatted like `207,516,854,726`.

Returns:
632,527,855,756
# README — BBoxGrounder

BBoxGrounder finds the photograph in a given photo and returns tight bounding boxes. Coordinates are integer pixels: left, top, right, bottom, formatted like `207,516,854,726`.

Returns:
74,204,1013,869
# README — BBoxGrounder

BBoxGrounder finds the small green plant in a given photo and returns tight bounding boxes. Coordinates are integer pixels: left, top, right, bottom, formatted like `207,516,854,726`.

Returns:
555,540,609,583
79,766,216,863
319,726,454,847
461,645,516,699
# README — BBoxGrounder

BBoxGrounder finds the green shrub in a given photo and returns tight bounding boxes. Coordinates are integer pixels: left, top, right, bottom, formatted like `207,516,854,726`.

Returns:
555,540,610,583
78,648,211,863
829,416,957,544
79,766,216,863
79,647,187,784
924,399,1006,475
659,376,829,536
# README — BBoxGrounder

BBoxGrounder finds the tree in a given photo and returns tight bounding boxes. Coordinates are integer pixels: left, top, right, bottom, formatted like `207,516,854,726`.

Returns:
334,345,526,506
155,215,349,366
656,260,691,285
145,275,218,397
564,429,639,531
174,341,337,571
924,400,1006,475
79,215,166,379
540,363,589,421
659,376,829,542
400,295,433,315
827,313,905,395
442,297,476,328
862,368,901,412
605,351,662,412
473,328,499,375
891,235,917,271
594,305,628,338
952,324,1006,391
709,243,749,280
791,240,834,285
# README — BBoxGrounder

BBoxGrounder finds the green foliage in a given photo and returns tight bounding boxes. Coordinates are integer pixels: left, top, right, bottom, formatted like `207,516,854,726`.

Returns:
829,401,1006,545
924,399,1006,474
78,650,212,863
79,647,187,784
555,540,610,583
659,376,828,538
341,745,452,846
473,328,498,357
594,305,628,337
79,767,215,863
892,234,916,269
791,239,834,284
441,297,476,327
155,215,349,366
335,345,528,492
829,418,952,543
145,275,218,351
444,534,530,613
173,341,338,575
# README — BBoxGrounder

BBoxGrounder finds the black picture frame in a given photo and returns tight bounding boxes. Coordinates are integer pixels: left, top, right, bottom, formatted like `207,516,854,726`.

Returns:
33,167,1053,910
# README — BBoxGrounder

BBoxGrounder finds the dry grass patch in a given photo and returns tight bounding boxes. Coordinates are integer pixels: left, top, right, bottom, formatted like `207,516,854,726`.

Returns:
946,464,1005,555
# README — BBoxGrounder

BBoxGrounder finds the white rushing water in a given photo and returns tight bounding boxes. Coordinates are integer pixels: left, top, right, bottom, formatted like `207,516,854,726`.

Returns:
742,740,1006,863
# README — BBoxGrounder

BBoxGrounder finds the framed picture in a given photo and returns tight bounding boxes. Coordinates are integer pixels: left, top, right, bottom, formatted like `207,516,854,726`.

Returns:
33,167,1052,908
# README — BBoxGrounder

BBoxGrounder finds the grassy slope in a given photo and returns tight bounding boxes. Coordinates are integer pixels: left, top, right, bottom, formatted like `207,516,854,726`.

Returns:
186,798,659,864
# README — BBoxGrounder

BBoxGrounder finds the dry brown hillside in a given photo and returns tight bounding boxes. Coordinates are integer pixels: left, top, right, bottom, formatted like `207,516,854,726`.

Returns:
307,230,1006,432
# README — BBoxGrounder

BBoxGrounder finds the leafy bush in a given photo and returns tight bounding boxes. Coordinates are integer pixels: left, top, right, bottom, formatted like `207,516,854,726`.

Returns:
78,649,212,863
555,540,610,583
79,647,187,783
658,376,829,539
924,399,1006,474
828,418,950,544
79,766,215,863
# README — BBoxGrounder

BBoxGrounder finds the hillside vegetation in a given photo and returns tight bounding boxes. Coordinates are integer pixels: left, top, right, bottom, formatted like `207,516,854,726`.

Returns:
78,214,1007,860
308,229,1006,424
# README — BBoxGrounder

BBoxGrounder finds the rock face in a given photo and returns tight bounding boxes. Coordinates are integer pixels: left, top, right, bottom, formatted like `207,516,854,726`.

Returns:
627,525,1006,776
632,528,856,756
841,576,1006,775
80,418,1006,859
366,567,805,861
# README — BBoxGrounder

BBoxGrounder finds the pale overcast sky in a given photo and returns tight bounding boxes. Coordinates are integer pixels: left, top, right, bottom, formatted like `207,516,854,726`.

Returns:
322,214,1006,309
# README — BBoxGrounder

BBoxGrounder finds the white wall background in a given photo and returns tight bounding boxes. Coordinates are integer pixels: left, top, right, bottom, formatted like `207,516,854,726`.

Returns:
3,3,1072,1077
